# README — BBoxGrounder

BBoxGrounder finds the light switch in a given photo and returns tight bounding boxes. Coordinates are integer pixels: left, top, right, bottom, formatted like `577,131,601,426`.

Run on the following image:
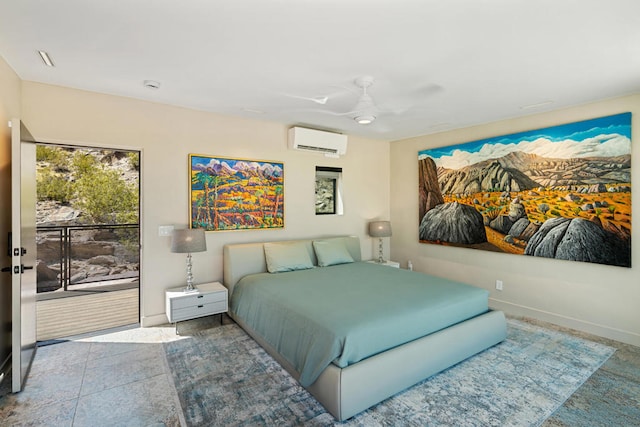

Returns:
159,225,174,237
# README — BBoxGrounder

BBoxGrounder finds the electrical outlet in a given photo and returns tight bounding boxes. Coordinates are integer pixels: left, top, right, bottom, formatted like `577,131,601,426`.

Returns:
158,225,174,237
495,280,503,291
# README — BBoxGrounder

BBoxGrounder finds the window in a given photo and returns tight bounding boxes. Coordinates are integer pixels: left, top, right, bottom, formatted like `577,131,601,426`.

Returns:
315,166,343,215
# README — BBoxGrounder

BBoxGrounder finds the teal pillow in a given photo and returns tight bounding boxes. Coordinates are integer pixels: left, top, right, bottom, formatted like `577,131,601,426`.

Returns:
264,242,314,273
313,239,354,267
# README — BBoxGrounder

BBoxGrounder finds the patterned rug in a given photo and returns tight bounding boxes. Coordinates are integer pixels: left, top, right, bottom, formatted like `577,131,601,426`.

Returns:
163,319,614,426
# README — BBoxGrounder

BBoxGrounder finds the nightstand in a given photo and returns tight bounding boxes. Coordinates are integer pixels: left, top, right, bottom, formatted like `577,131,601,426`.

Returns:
367,260,400,268
165,281,228,334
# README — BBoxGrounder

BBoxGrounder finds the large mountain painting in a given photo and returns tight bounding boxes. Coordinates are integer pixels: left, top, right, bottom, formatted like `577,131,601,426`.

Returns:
190,155,284,231
418,113,631,268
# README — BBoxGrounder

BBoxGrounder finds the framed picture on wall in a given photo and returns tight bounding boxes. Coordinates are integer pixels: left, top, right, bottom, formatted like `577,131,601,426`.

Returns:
189,154,284,231
417,112,632,268
315,166,343,215
315,176,336,214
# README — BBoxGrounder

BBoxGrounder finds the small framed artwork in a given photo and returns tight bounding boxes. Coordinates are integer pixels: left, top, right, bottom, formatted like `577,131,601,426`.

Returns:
315,166,342,215
189,154,284,231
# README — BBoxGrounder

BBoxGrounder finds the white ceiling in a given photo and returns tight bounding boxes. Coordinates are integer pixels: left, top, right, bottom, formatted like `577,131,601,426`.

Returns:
1,0,639,141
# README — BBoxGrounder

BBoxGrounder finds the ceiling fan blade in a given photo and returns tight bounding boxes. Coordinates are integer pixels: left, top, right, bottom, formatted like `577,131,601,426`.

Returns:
328,84,361,98
413,83,444,102
282,93,329,104
281,84,358,107
374,83,444,115
296,108,363,117
403,83,444,105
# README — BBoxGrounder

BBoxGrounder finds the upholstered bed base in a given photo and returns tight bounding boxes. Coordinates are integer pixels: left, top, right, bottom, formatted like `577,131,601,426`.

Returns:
223,236,507,421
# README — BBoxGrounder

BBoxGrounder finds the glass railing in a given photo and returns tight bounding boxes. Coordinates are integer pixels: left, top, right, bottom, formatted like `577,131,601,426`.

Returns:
36,224,139,293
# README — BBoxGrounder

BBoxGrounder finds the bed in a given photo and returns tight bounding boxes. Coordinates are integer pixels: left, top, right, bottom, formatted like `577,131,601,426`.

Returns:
223,236,506,421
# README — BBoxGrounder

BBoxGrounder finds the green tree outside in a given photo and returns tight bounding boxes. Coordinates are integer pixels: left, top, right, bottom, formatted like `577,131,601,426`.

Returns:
36,146,139,225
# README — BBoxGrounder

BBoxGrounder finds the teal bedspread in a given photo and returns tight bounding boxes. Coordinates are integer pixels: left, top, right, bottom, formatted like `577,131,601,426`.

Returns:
230,262,489,387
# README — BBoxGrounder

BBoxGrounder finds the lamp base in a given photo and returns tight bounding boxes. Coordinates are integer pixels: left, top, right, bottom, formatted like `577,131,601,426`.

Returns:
183,253,198,293
377,237,385,263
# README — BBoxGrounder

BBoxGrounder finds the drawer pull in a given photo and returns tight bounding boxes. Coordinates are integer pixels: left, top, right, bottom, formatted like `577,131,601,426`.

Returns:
197,295,204,298
198,305,204,308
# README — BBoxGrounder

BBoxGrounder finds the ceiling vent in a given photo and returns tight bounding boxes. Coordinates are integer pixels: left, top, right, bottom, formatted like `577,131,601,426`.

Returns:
288,127,347,158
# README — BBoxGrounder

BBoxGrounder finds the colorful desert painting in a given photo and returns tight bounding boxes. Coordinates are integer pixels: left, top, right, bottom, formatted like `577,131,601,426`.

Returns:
418,113,631,267
190,155,284,231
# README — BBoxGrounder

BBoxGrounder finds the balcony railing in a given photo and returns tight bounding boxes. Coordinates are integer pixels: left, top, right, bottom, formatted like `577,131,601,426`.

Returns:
37,224,139,293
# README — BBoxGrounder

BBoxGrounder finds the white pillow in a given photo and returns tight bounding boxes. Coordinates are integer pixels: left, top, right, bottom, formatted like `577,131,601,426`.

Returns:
264,242,314,273
313,239,354,267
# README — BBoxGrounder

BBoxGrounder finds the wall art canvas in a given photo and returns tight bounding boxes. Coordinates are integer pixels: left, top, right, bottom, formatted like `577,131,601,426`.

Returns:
315,177,336,214
418,112,632,267
190,155,284,231
315,166,342,215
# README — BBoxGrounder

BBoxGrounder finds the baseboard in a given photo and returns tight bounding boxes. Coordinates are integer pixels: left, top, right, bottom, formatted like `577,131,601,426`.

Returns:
489,298,640,347
141,313,169,328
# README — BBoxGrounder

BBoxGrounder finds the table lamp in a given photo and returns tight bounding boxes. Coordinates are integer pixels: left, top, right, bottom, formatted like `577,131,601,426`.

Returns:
368,221,392,263
171,228,207,293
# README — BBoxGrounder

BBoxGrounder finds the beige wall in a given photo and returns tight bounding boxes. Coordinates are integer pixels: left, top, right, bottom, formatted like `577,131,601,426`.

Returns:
390,94,640,346
0,55,21,370
14,75,636,344
20,81,391,326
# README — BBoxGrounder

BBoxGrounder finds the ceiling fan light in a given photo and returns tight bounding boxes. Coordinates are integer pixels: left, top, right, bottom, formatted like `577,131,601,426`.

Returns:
355,115,375,125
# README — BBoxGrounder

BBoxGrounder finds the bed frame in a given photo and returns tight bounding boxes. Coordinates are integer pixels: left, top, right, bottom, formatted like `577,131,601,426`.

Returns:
223,236,507,421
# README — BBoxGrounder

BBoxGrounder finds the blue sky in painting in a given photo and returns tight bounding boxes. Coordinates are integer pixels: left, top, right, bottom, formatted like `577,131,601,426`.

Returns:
419,112,631,169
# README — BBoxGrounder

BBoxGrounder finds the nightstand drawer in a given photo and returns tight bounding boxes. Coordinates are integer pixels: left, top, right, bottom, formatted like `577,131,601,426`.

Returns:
171,291,226,310
165,282,229,328
171,300,227,322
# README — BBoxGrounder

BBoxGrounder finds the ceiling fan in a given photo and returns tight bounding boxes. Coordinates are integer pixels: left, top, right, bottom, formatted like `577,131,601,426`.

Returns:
308,75,385,125
284,75,442,132
283,75,385,124
349,75,378,125
310,75,440,126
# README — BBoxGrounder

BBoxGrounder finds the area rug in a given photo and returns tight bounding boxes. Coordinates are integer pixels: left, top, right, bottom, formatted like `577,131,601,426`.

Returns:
163,319,614,426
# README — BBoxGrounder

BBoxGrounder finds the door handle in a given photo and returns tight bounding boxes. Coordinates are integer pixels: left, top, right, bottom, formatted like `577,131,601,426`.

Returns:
12,247,27,256
1,265,36,274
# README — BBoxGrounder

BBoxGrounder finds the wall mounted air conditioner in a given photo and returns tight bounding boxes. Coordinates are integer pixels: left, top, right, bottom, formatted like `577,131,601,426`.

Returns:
288,127,347,158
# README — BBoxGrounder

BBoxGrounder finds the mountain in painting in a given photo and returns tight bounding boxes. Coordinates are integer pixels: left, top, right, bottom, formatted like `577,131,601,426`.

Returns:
192,159,283,180
437,151,631,194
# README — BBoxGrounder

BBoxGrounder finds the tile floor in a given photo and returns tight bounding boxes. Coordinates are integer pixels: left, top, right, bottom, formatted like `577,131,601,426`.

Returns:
1,315,638,426
0,315,227,427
